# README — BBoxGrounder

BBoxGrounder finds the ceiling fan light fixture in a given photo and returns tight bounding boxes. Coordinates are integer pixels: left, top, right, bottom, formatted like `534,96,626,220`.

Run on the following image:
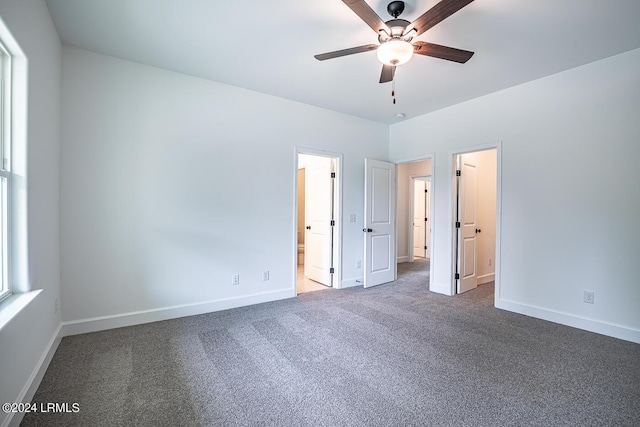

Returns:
377,38,414,66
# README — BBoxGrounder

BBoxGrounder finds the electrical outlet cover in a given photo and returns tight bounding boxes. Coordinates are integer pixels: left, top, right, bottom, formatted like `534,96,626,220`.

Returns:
584,290,594,304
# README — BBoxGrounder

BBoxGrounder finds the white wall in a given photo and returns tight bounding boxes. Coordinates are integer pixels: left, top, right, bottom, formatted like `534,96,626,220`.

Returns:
0,1,62,426
60,46,388,325
390,48,640,343
459,149,496,283
396,159,432,261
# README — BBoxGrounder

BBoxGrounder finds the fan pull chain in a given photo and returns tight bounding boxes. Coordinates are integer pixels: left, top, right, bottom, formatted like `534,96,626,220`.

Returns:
392,74,396,104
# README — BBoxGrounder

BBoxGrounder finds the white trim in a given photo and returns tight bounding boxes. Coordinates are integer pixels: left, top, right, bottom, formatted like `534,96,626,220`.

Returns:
408,176,415,263
393,155,432,164
294,147,343,293
62,289,292,336
0,18,28,297
0,289,40,332
496,299,640,344
3,323,63,427
428,162,435,290
449,142,502,297
397,256,409,263
0,43,11,304
495,144,503,303
477,273,495,285
341,277,363,288
0,24,25,304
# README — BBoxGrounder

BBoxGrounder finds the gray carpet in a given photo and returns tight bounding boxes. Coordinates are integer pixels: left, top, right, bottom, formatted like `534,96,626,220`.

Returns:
22,259,640,426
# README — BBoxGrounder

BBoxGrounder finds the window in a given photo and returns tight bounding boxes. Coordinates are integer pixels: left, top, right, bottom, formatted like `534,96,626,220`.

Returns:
0,43,11,302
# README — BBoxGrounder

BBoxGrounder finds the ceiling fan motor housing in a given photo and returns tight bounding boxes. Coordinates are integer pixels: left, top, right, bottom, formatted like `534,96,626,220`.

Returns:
378,19,411,42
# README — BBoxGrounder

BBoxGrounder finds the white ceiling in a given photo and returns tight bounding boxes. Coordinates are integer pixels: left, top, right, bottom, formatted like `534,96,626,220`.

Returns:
45,0,640,124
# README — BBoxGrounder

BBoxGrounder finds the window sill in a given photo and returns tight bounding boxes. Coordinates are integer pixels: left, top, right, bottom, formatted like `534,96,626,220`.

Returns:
0,289,42,332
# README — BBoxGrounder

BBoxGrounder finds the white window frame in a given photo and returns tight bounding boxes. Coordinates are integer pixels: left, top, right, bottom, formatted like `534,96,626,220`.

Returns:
0,41,11,303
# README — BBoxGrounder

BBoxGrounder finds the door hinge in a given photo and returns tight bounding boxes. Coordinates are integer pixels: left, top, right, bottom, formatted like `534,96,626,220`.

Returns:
424,245,427,250
424,217,428,222
330,220,335,226
330,172,336,178
455,221,460,228
425,189,428,193
456,170,461,176
329,267,335,274
455,273,460,280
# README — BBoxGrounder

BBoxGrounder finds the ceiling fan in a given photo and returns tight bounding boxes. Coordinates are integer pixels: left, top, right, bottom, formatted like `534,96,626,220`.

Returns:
315,0,475,83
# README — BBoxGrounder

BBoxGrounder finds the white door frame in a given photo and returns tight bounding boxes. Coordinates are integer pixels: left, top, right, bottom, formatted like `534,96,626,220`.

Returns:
409,176,432,262
394,155,435,291
294,147,343,296
449,142,502,303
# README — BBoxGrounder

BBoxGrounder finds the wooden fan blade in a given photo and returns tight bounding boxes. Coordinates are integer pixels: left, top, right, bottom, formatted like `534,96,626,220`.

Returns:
413,41,474,63
379,64,396,83
314,44,379,61
343,0,390,34
405,0,474,37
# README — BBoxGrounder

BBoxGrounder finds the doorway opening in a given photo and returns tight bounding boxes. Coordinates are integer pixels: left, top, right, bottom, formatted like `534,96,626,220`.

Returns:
452,147,499,296
411,177,431,262
396,158,433,287
295,150,341,295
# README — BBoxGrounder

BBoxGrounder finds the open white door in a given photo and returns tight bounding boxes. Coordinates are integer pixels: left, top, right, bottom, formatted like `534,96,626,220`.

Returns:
304,155,333,286
413,180,426,258
456,157,478,293
425,180,431,259
364,159,396,288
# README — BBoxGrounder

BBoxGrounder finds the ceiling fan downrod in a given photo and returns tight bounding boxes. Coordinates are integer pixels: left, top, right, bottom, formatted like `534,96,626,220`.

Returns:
387,1,405,19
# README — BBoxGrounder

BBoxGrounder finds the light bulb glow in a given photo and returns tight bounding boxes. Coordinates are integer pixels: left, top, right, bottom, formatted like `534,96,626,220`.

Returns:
377,39,414,66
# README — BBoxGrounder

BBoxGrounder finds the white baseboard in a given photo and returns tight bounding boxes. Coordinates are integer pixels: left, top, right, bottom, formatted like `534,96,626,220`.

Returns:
496,298,640,344
397,256,409,263
62,289,293,336
478,273,495,285
341,277,363,288
4,323,63,427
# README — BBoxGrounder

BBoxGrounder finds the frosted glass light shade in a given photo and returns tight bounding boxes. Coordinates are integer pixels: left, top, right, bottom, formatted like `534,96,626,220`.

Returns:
377,39,414,66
